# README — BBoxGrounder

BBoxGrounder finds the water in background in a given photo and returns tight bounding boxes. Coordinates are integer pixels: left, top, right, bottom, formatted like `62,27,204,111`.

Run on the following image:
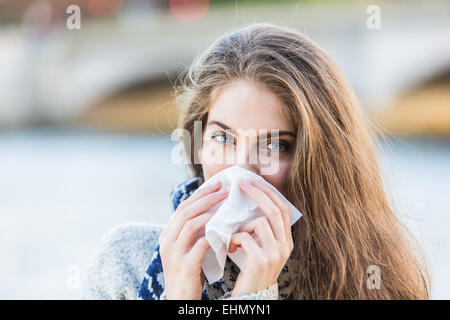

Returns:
0,127,449,299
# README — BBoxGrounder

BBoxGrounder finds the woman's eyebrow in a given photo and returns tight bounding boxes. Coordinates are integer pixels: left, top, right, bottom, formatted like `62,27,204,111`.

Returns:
207,120,295,138
265,131,295,138
207,120,237,135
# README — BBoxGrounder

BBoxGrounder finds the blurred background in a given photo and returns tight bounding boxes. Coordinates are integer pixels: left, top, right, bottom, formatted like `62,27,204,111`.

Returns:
0,0,449,299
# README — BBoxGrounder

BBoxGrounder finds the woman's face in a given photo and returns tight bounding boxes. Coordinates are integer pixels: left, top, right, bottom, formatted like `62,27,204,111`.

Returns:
198,79,296,197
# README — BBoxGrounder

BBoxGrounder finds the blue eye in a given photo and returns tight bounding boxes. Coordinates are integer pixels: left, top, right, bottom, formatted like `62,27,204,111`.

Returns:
211,131,235,145
266,140,290,152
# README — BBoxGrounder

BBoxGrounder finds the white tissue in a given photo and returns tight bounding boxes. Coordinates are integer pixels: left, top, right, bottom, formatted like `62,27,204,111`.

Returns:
188,165,302,284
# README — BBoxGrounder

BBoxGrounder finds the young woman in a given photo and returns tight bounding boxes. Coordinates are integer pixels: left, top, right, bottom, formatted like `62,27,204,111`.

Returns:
83,23,430,300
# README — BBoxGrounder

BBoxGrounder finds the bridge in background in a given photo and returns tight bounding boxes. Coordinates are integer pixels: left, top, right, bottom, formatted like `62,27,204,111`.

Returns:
0,0,449,126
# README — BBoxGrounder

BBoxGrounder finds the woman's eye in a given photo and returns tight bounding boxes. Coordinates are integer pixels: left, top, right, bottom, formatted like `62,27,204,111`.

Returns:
211,132,235,145
265,140,290,152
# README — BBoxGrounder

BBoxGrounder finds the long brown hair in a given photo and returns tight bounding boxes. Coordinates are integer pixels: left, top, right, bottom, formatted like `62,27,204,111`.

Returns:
173,23,430,299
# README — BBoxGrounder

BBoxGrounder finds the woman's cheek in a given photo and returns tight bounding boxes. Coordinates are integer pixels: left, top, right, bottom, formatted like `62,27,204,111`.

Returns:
262,160,291,197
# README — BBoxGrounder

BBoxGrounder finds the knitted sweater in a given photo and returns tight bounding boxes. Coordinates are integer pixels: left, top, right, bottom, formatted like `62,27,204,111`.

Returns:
82,221,299,300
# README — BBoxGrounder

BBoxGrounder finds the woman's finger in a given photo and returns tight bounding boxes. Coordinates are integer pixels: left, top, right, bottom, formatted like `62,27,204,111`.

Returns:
162,181,222,242
168,188,228,242
187,236,211,265
239,179,285,241
176,181,222,212
229,232,262,257
177,212,214,252
237,217,277,250
250,178,292,242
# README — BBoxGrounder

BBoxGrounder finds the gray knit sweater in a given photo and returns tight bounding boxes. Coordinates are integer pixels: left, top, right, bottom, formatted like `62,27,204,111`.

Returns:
82,223,298,300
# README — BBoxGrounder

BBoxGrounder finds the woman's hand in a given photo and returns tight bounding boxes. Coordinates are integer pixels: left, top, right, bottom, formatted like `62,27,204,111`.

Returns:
228,178,294,298
159,181,228,300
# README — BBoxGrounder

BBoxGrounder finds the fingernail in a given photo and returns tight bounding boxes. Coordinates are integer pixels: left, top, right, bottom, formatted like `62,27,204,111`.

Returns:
217,188,227,195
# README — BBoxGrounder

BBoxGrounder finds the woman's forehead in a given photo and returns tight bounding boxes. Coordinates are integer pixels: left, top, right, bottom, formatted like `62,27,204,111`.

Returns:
207,80,293,132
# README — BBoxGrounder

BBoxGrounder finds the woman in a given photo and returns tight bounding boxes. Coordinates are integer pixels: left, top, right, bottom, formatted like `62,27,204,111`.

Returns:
83,23,430,300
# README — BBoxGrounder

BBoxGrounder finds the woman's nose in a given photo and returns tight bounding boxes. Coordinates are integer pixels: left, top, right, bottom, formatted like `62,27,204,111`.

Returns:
235,163,260,176
235,141,261,175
